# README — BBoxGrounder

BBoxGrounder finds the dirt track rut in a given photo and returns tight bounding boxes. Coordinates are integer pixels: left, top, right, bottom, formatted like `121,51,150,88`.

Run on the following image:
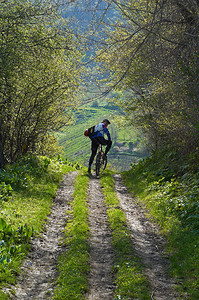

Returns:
86,177,115,300
113,174,179,299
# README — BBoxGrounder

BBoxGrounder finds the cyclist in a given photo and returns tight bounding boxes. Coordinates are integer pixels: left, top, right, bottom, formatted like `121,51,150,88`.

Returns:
88,119,112,173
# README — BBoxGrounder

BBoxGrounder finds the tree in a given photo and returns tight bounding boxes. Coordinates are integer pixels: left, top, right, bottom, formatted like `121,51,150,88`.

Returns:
0,0,82,167
96,0,199,152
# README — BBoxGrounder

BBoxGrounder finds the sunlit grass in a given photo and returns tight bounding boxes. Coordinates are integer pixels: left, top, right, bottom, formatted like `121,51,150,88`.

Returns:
0,158,74,232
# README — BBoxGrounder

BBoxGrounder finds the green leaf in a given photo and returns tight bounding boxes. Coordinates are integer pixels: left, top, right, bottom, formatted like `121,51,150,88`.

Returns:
0,219,7,231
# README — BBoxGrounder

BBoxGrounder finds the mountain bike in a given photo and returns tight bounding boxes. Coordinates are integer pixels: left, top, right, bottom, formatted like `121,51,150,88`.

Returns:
95,144,107,177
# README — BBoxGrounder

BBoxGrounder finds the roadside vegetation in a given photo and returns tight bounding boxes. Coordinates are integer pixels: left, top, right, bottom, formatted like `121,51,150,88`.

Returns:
100,170,151,299
0,155,78,299
0,0,81,169
122,149,199,299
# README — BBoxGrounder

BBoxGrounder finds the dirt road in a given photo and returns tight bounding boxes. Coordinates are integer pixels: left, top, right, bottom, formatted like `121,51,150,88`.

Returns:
4,171,179,299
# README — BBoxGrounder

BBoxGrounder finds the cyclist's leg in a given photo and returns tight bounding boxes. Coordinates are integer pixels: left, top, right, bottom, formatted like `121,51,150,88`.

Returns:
97,137,112,155
104,140,112,155
89,138,99,169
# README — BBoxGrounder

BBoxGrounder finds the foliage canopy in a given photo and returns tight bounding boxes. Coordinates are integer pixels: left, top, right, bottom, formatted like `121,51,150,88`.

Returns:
96,0,199,154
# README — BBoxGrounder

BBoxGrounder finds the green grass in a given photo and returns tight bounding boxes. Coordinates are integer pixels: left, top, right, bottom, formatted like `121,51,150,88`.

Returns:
122,151,199,298
100,170,151,299
0,155,77,296
0,156,75,232
0,291,9,299
53,169,90,300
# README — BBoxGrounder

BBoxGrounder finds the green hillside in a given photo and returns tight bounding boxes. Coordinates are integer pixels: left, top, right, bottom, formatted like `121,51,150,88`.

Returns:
56,103,148,171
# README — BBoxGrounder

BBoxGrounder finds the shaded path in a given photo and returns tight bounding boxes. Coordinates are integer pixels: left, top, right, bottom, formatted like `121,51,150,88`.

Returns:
114,174,179,300
8,172,77,300
86,177,115,300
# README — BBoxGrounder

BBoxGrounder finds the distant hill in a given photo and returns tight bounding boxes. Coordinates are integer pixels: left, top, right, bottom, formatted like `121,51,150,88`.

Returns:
58,2,149,171
56,103,148,171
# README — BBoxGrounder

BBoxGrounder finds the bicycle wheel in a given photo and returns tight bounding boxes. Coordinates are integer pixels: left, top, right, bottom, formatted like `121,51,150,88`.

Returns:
95,153,101,176
101,154,107,171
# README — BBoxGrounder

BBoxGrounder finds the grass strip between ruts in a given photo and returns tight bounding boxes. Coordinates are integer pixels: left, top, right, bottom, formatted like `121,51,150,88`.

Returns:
53,170,90,300
100,170,151,300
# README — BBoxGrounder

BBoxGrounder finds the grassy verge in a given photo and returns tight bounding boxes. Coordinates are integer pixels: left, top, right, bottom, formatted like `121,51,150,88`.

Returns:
100,170,151,299
122,151,199,299
0,155,77,297
53,170,90,300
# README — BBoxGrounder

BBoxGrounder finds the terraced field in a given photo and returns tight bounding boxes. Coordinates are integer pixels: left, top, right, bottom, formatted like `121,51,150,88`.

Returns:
57,104,148,171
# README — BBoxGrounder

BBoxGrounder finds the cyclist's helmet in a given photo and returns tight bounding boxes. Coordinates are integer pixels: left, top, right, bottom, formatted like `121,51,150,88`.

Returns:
103,119,111,124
